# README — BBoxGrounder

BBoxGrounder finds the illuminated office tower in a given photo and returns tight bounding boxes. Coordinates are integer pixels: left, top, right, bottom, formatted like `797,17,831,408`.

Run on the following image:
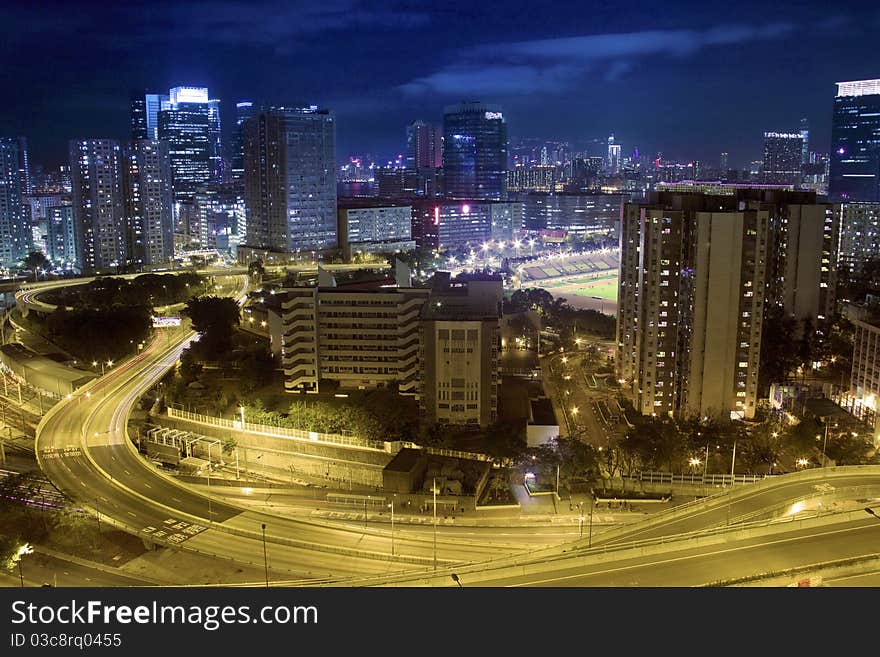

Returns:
69,139,126,273
230,101,256,180
123,140,173,267
131,90,169,140
762,131,803,185
208,98,222,182
243,105,337,253
0,137,32,269
158,87,213,201
443,102,508,200
800,118,810,166
607,135,621,174
830,79,880,202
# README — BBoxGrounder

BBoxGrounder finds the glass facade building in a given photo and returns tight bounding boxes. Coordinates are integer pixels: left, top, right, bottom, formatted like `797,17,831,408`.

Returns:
243,106,337,253
443,102,508,201
230,101,256,180
830,79,880,202
158,87,221,201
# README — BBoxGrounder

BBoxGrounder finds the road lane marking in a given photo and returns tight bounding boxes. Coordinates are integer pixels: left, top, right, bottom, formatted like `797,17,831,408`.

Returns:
127,511,136,517
505,522,880,586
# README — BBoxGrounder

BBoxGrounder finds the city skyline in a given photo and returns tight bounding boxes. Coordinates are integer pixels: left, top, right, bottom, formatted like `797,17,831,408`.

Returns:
3,1,879,167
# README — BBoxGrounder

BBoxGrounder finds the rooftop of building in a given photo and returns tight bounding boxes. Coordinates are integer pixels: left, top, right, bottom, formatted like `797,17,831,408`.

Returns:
0,343,96,386
384,447,425,473
530,397,558,426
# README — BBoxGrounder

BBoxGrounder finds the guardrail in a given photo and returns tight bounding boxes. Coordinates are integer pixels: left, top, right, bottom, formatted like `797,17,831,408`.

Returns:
168,407,388,451
623,471,770,486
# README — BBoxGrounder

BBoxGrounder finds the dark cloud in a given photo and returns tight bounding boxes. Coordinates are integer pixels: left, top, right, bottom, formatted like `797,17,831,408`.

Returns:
401,22,798,96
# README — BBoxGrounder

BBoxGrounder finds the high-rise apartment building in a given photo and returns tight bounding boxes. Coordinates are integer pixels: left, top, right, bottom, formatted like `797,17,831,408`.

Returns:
830,79,880,202
69,139,126,273
740,189,837,330
406,120,441,169
443,102,508,201
243,105,337,253
617,192,767,420
46,204,76,269
123,140,174,267
836,202,880,277
0,137,31,269
762,132,803,186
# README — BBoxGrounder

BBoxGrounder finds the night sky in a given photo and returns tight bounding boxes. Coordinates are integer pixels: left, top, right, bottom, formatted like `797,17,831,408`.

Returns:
4,0,878,169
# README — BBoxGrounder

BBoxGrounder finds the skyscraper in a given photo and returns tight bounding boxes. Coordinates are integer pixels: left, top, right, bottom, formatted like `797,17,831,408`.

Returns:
406,120,441,169
830,79,880,202
617,192,767,420
230,101,256,180
800,118,810,166
123,140,174,267
69,139,126,273
720,152,729,172
0,137,31,269
208,98,222,182
762,132,803,185
442,102,508,201
243,105,337,253
158,87,217,202
607,135,621,174
131,91,169,140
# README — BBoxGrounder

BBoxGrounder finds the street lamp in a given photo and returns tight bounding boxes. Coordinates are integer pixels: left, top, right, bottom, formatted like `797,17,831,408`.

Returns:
432,478,438,572
388,499,395,558
13,543,33,588
261,523,269,588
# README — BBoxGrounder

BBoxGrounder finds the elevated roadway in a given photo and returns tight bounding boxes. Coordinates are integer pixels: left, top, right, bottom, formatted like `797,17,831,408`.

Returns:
35,275,531,581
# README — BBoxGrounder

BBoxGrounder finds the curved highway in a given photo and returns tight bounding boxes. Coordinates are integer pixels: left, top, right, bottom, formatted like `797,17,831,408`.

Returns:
27,272,880,585
35,275,529,581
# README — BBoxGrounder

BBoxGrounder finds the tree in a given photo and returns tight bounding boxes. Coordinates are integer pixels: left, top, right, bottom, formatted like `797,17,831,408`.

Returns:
247,260,265,282
183,296,240,354
21,251,50,281
759,306,801,394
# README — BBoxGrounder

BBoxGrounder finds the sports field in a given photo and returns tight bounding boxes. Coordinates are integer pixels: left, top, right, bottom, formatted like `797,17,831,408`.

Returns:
534,272,619,314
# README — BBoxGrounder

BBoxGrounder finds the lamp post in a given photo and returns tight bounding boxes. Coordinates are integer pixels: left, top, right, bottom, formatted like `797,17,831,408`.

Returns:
588,492,594,548
14,543,33,588
261,523,269,588
433,477,438,572
388,499,395,558
821,420,829,467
